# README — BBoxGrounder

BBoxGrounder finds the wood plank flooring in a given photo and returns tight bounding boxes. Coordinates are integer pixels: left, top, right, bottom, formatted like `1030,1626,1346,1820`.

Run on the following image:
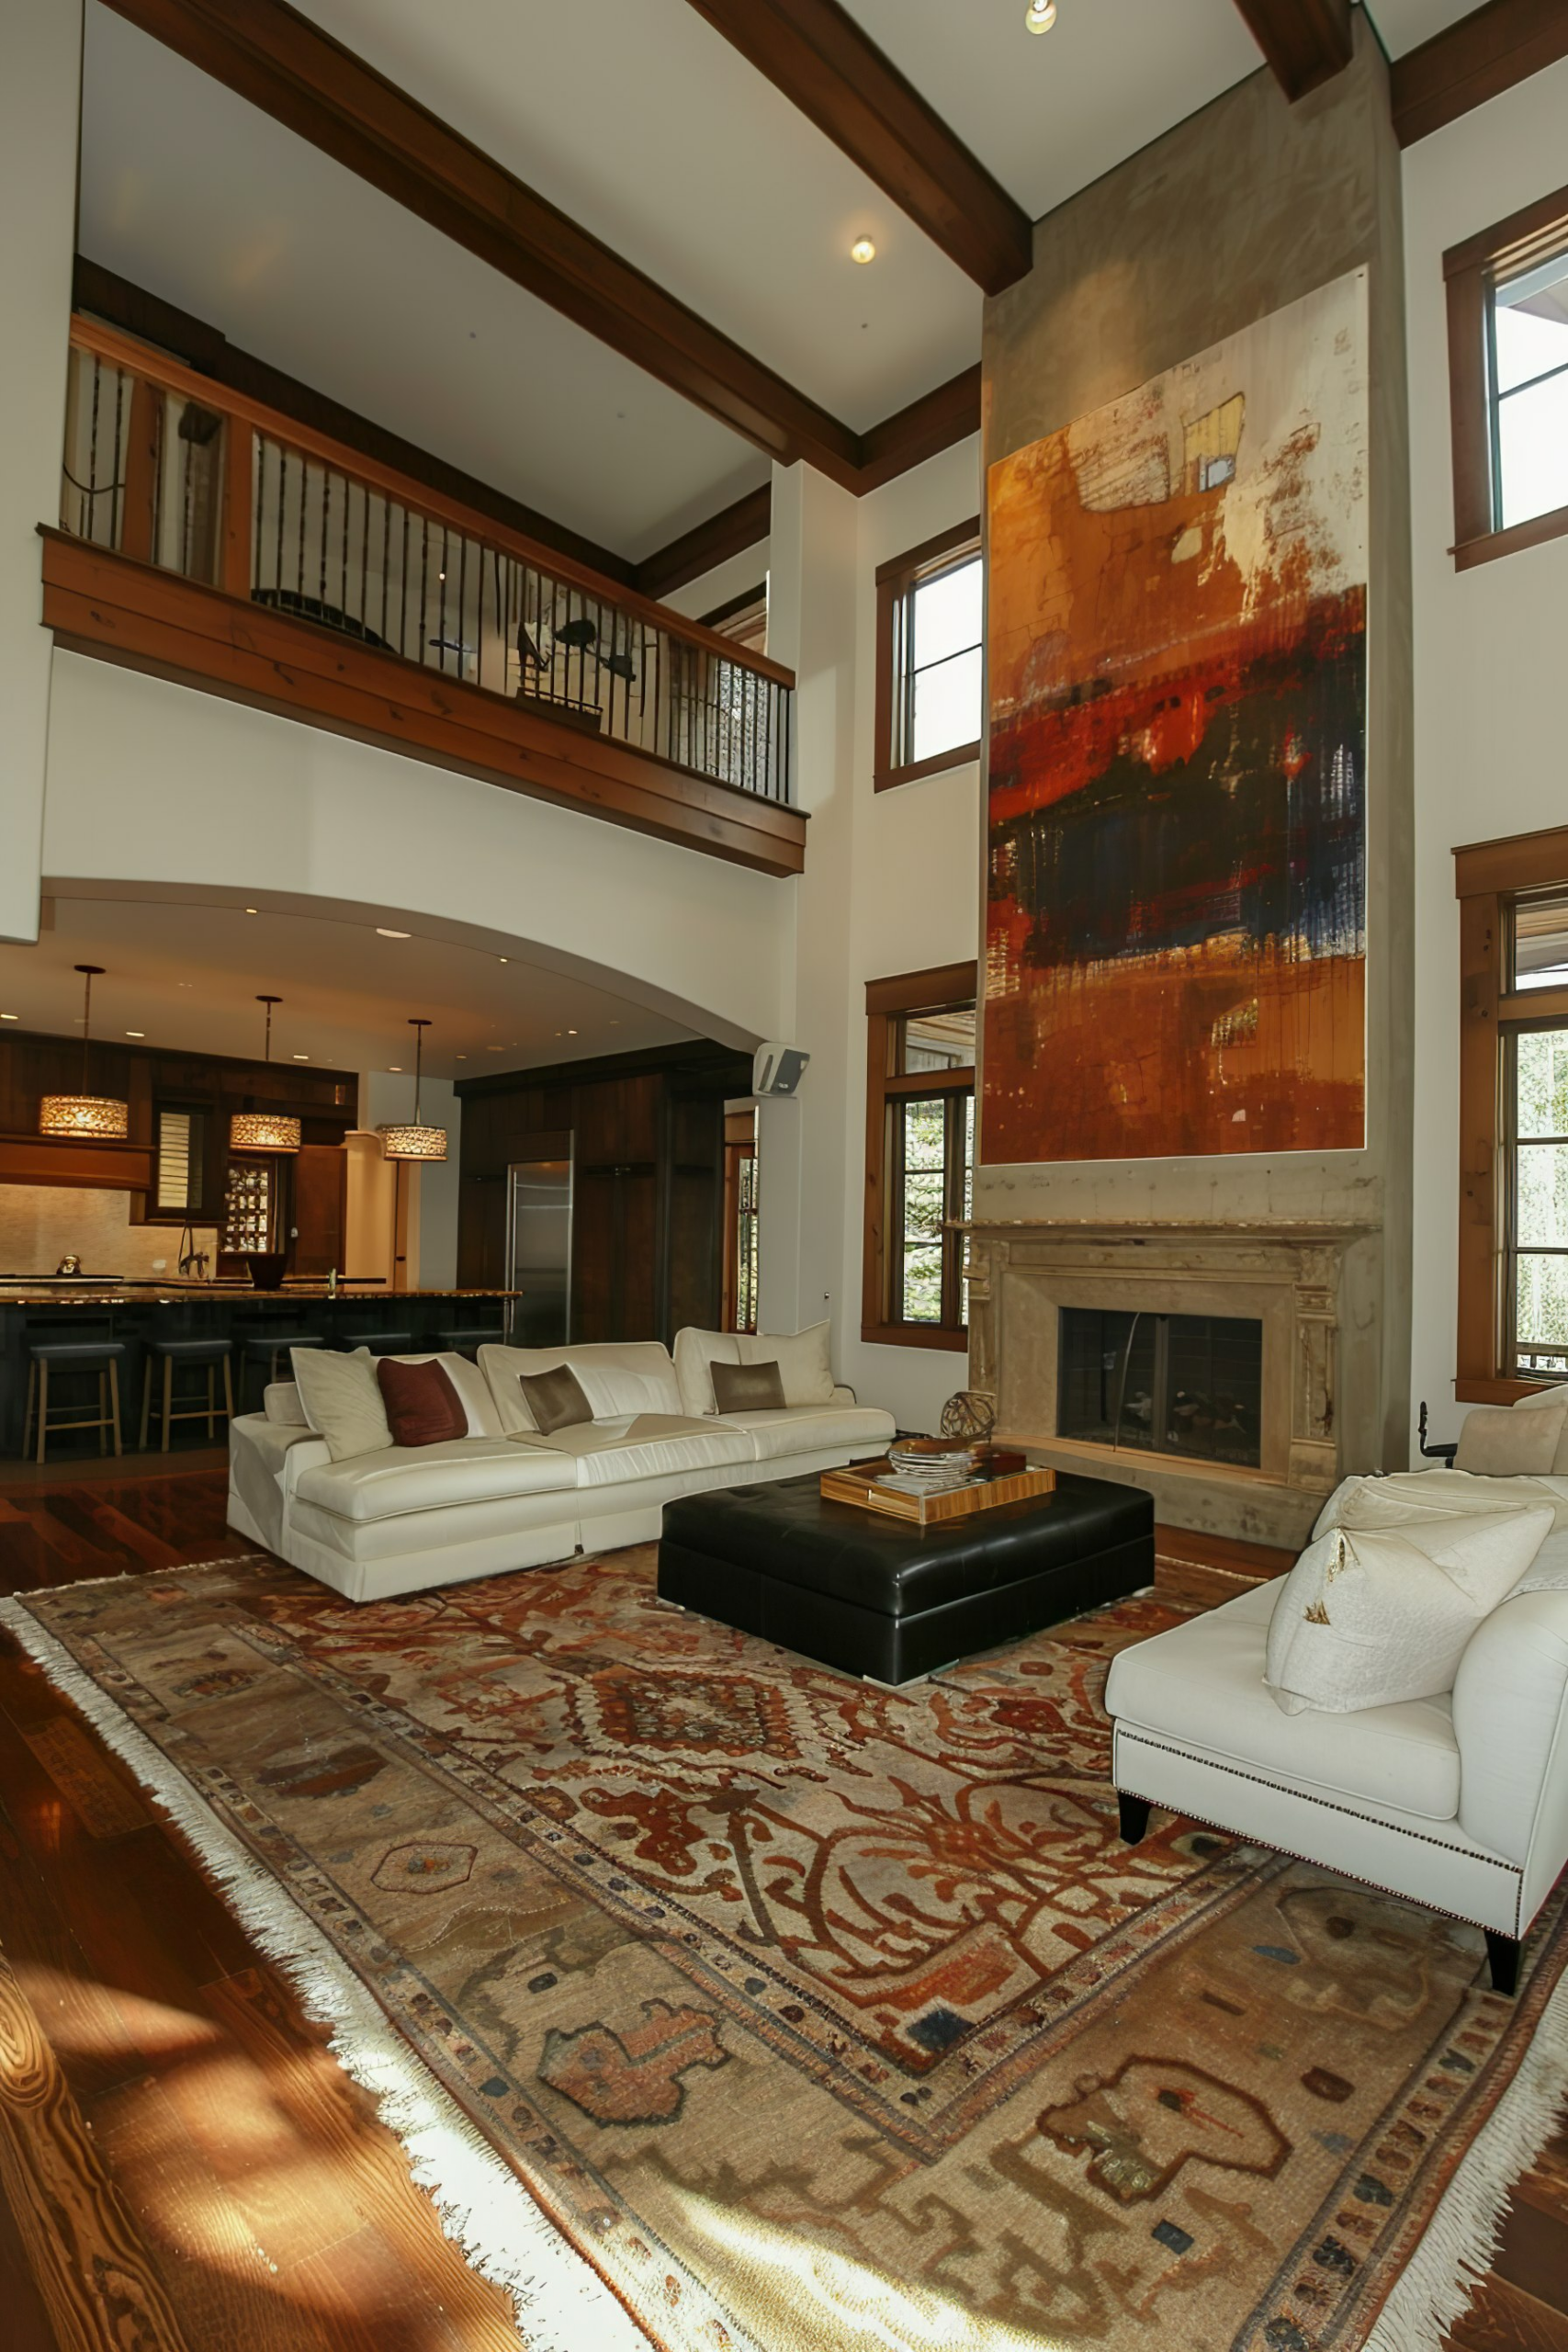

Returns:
0,1464,1561,2350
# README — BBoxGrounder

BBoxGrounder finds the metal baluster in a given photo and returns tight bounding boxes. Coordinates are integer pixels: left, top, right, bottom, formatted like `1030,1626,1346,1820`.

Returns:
358,480,369,633
321,464,332,605
417,514,429,670
457,529,468,682
380,492,391,644
110,365,125,548
399,505,411,658
252,424,264,593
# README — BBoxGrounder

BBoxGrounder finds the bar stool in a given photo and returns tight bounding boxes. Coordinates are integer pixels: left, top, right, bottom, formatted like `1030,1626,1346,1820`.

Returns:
140,1336,235,1453
436,1327,503,1360
339,1330,414,1355
240,1330,323,1407
23,1339,126,1465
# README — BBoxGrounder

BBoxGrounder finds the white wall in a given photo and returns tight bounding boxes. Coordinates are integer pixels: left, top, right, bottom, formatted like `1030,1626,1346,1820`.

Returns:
1404,60,1568,1445
660,543,770,631
762,437,982,1431
0,2,80,943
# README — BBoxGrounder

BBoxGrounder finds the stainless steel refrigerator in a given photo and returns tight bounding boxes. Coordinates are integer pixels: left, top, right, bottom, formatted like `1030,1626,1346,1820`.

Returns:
505,1136,573,1345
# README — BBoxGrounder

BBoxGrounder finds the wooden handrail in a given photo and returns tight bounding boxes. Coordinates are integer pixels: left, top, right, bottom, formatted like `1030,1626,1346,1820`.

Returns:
68,312,795,689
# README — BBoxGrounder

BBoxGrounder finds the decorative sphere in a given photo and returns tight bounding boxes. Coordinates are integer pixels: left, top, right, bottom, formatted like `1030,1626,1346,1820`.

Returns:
940,1390,995,1442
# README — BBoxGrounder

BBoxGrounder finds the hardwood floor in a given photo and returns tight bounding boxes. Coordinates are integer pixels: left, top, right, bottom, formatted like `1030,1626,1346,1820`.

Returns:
0,1464,1561,2350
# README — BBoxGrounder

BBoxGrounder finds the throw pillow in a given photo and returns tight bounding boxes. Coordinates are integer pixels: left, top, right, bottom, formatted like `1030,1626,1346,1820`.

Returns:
289,1347,392,1464
740,1320,835,1408
711,1359,786,1413
263,1381,305,1427
519,1363,593,1436
1264,1505,1552,1715
1512,1383,1568,1474
377,1355,468,1448
1453,1401,1566,1476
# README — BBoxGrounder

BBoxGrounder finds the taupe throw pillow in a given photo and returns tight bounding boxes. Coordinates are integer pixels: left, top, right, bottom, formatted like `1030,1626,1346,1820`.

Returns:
1454,1401,1567,1476
711,1359,785,1413
290,1346,392,1463
518,1363,593,1436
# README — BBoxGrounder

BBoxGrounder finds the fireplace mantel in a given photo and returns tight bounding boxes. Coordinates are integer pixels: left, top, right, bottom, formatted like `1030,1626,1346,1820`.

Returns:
961,1217,1382,1545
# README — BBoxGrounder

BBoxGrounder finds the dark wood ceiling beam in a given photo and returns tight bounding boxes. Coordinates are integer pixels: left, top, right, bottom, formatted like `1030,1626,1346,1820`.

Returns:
1230,0,1354,100
678,0,1032,294
857,364,982,495
73,255,637,586
1391,0,1568,147
636,487,772,601
101,0,863,487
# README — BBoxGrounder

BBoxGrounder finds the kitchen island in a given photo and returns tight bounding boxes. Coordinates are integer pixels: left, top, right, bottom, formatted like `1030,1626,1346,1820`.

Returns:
0,1286,520,1457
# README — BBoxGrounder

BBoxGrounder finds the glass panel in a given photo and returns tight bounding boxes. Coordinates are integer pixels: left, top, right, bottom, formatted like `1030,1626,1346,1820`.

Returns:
1514,893,1568,991
1514,1251,1568,1365
898,1003,976,1073
154,1106,208,1214
1496,368,1568,530
1495,253,1568,396
910,644,982,763
909,555,981,671
1517,1140,1568,1246
1055,1308,1261,1467
1515,1026,1568,1139
897,1096,948,1323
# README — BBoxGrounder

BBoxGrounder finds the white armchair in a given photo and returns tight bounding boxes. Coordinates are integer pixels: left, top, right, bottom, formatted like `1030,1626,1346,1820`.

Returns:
1103,1575,1568,1993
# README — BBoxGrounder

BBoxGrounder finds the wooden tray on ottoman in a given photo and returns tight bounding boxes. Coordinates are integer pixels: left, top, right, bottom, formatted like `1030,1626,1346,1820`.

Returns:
820,1459,1056,1525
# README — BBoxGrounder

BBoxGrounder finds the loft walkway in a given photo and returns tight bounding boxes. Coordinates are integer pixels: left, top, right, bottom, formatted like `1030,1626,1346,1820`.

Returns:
42,317,803,876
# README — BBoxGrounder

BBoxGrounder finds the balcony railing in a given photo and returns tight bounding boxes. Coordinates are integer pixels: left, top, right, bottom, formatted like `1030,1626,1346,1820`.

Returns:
48,318,802,876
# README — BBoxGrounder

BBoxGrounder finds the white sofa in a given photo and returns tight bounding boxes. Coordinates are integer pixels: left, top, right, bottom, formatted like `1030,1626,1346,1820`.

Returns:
227,1331,895,1604
1104,1469,1568,1992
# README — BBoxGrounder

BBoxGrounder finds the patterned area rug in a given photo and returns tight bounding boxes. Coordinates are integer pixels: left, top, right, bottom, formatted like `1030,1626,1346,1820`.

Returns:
5,1549,1567,2352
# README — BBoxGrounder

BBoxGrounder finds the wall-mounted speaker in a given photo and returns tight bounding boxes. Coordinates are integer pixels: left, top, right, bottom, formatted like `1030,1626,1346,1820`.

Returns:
753,1043,809,1098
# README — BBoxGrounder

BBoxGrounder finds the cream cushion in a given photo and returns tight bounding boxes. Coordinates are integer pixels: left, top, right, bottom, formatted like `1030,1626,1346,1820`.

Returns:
1454,1401,1566,1476
1264,1508,1553,1716
1107,1581,1462,1820
479,1342,682,1434
294,1438,577,1523
1514,1383,1568,1474
715,1403,896,1462
674,1322,836,1415
515,1414,753,1487
290,1347,392,1463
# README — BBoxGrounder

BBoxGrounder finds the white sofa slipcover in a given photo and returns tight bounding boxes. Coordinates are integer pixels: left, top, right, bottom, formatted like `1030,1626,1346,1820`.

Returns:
1104,1475,1568,1992
228,1334,895,1604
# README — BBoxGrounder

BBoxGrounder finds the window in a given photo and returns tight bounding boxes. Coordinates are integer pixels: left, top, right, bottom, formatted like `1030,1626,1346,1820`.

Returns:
721,1106,759,1333
151,1103,210,1218
1445,183,1568,570
874,520,982,790
1455,833,1568,1399
863,964,977,1351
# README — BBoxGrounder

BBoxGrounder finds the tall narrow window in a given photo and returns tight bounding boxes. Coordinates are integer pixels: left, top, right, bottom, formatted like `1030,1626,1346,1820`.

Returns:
722,1106,759,1334
874,521,983,790
153,1104,209,1216
1445,184,1568,569
863,965,976,1351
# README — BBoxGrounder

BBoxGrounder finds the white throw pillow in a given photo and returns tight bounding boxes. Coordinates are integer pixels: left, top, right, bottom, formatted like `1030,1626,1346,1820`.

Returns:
1513,1383,1568,1474
1453,1401,1566,1476
739,1320,835,1408
478,1342,681,1433
1264,1508,1552,1715
289,1347,392,1463
672,1328,742,1417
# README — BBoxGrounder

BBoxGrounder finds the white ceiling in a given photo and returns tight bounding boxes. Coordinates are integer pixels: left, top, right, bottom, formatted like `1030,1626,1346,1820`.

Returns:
0,895,692,1080
78,0,1487,569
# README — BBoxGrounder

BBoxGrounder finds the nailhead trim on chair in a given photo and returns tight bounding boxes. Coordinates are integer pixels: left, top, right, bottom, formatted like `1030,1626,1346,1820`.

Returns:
1112,1724,1526,1939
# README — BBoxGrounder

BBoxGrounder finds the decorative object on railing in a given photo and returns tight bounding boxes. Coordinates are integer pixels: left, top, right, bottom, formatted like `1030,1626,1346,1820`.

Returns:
58,331,793,810
230,996,302,1155
39,965,130,1140
381,1020,447,1162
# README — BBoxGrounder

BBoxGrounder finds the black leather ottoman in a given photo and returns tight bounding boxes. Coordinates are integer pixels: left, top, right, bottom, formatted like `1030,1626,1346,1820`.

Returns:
658,1469,1154,1684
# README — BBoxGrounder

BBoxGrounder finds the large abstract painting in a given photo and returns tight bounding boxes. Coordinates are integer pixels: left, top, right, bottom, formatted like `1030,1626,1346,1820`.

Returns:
984,272,1368,1163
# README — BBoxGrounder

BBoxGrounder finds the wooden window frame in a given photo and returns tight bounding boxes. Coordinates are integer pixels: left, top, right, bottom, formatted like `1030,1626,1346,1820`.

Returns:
1445,180,1568,574
874,518,982,791
862,959,977,1352
1454,821,1568,1402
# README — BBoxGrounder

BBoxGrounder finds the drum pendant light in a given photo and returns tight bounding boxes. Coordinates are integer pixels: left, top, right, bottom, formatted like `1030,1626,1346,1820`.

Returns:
39,966,130,1138
381,1018,447,1160
230,995,301,1154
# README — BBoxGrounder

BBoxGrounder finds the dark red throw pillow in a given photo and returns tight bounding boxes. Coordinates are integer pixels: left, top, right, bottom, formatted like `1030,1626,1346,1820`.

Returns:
377,1355,468,1447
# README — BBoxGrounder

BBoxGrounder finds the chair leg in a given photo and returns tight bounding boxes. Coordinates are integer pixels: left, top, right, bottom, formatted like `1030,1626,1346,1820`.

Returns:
108,1359,122,1459
140,1360,152,1450
1484,1929,1520,1996
22,1362,35,1463
97,1370,107,1457
221,1352,234,1428
161,1355,174,1454
36,1361,48,1467
206,1362,216,1441
1117,1792,1152,1845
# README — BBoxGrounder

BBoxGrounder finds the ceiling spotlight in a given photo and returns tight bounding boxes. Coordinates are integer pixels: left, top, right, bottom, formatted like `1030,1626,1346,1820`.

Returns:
1024,0,1056,28
499,956,509,964
0,1012,17,1021
244,906,258,915
850,236,876,265
389,1065,402,1072
125,1029,145,1038
376,926,411,939
292,1052,310,1060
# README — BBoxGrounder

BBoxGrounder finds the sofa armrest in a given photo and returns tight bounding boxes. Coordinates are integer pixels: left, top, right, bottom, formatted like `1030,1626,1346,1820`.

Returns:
1453,1587,1568,1922
278,1432,333,1495
264,1380,307,1426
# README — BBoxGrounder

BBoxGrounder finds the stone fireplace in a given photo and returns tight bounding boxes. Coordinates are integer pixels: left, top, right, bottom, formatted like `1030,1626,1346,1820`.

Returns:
964,1220,1382,1546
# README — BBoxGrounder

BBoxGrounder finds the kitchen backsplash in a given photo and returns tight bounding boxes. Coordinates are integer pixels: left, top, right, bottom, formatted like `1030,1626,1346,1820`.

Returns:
0,1186,220,1277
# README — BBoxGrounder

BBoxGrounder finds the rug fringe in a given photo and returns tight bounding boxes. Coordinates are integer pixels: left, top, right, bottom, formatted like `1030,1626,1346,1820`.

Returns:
0,1595,653,2352
1363,1954,1568,2350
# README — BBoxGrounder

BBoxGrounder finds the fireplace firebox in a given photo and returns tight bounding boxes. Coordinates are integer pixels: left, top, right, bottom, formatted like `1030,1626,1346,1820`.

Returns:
1056,1308,1263,1469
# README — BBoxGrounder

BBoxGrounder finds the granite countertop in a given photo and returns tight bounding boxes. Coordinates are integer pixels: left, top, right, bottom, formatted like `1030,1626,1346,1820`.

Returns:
0,1285,522,1306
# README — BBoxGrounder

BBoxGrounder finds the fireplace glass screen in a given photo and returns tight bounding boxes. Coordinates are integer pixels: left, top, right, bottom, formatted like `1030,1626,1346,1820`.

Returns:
1057,1309,1263,1469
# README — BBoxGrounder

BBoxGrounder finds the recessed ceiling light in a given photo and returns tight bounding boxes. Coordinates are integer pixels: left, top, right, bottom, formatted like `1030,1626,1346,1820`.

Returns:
292,1052,310,1060
0,1012,17,1022
567,1028,578,1035
376,926,411,939
456,1054,468,1061
850,236,876,265
244,906,259,915
388,1065,402,1072
124,1029,145,1038
498,956,509,964
487,1045,506,1052
1024,0,1055,28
